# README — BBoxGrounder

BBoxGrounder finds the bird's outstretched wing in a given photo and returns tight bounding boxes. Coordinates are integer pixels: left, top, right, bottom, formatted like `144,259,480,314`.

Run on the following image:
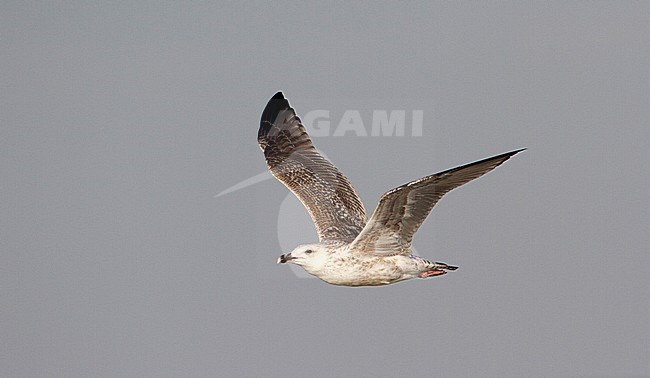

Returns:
258,92,367,242
349,149,525,255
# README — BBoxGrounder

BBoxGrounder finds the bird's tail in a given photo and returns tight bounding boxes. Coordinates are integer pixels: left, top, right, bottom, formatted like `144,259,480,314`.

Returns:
435,262,459,271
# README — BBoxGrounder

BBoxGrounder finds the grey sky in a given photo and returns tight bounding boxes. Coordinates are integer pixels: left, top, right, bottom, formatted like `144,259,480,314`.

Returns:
2,1,648,377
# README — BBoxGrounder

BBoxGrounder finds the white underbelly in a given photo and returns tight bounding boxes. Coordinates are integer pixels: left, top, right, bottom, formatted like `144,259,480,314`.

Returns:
316,257,415,286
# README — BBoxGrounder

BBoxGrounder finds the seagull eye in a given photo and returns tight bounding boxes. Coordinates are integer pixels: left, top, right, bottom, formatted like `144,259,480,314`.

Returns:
305,249,313,254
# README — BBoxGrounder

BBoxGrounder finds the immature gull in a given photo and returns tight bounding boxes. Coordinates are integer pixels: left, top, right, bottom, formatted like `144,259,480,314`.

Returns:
259,92,524,286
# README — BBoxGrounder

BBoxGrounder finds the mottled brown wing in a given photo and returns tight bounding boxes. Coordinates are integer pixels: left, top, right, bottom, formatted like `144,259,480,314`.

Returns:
258,92,367,242
350,149,525,255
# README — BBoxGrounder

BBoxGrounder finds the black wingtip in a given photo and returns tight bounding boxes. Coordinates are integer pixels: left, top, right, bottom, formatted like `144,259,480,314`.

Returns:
261,92,290,125
496,148,526,161
492,148,526,165
506,148,526,156
259,92,293,146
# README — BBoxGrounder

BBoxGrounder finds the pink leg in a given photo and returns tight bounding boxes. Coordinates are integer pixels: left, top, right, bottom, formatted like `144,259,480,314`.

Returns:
418,269,447,278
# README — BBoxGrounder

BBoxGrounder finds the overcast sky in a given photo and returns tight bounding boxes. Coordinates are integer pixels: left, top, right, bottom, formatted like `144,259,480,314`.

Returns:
2,2,648,377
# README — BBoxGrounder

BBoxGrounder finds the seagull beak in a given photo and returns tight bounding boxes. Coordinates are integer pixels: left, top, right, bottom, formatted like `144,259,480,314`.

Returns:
277,253,296,264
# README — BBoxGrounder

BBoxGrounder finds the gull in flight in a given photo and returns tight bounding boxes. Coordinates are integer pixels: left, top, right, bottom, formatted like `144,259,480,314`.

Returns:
259,92,524,286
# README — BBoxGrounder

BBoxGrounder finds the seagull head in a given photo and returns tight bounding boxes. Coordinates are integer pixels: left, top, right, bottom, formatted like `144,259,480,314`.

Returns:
277,243,328,270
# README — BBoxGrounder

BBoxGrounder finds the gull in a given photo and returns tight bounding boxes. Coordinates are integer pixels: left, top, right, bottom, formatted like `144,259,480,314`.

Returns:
259,92,524,287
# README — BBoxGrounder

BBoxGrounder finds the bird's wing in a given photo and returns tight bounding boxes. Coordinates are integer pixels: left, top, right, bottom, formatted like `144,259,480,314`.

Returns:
349,149,525,255
258,92,367,242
